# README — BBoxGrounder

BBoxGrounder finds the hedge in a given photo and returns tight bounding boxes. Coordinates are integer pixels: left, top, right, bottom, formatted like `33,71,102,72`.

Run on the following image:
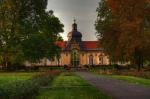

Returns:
0,72,57,99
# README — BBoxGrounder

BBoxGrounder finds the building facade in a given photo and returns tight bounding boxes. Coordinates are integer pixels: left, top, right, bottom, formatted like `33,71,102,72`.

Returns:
46,21,109,67
25,21,109,67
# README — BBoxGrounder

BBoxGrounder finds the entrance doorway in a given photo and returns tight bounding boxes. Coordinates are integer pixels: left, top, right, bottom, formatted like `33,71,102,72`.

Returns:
71,49,80,67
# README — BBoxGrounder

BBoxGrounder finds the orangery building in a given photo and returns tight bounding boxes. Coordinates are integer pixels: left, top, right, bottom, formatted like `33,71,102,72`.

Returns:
26,20,109,67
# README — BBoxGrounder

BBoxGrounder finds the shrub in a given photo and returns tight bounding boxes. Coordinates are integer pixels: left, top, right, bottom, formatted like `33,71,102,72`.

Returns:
39,66,64,71
84,65,93,69
0,79,39,99
0,72,57,99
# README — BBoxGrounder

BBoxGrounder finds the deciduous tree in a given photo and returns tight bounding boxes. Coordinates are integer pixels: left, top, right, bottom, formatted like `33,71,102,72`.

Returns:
95,0,150,70
0,0,64,67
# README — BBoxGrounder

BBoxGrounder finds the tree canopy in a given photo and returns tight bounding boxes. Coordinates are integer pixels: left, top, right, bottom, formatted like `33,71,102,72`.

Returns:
95,0,150,70
0,0,64,67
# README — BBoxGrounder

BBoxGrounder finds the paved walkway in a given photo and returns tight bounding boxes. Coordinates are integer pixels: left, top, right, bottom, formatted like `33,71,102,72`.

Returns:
76,72,150,99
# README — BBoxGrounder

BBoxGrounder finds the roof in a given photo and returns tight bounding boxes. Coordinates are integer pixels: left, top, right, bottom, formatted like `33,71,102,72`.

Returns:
55,41,66,48
56,41,100,50
83,41,99,50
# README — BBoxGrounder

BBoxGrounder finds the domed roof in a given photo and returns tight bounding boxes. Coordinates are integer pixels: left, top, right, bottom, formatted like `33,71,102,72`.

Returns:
68,31,82,38
67,20,82,40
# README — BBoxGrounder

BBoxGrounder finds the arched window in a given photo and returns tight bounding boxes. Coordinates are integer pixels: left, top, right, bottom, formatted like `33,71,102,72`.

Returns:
89,55,93,65
99,55,104,65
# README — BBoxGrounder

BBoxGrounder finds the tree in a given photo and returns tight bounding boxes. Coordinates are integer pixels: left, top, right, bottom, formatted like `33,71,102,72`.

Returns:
0,0,23,67
0,0,64,67
95,0,123,62
22,11,64,63
95,0,150,70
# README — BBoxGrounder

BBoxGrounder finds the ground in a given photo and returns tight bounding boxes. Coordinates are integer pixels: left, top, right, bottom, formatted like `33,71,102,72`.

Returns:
77,72,150,99
36,72,111,99
0,71,150,99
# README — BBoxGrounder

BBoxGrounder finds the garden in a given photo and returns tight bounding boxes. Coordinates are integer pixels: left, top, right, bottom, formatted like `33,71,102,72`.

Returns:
0,70,112,99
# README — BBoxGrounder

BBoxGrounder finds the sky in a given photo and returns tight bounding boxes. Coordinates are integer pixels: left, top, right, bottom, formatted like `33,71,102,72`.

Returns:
47,0,100,41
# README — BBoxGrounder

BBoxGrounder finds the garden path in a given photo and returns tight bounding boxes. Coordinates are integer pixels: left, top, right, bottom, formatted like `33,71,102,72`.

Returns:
76,72,150,99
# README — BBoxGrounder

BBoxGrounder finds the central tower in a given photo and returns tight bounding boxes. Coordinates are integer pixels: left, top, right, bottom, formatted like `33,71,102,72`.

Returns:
65,20,85,51
64,20,85,67
67,19,82,42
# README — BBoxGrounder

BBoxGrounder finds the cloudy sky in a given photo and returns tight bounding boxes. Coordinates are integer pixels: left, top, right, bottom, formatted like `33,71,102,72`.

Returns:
47,0,100,41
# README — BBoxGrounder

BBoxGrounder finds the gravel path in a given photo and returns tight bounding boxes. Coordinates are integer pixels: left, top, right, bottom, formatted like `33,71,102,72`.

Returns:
76,72,150,99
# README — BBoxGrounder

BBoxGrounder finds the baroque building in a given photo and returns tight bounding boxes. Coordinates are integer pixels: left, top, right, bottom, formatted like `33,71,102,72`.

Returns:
26,20,109,67
47,20,109,67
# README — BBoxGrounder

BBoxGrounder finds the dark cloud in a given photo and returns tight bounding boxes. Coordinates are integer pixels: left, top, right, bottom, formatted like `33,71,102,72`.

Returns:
47,0,100,41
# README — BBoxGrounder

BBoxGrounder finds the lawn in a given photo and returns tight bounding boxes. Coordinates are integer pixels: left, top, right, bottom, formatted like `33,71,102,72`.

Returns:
110,75,150,86
91,69,150,86
36,72,111,99
0,72,39,84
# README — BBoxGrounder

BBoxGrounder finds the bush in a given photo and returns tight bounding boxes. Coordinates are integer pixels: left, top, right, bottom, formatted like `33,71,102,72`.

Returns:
0,72,55,99
26,66,39,71
12,64,27,70
84,65,93,69
39,66,64,71
89,65,114,70
0,79,39,99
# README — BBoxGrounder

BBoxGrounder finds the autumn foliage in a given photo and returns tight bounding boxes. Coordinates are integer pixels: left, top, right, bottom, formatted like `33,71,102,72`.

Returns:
95,0,150,70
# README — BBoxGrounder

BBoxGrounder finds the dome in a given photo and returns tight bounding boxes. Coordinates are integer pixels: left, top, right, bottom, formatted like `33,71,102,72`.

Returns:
68,31,82,38
67,20,82,41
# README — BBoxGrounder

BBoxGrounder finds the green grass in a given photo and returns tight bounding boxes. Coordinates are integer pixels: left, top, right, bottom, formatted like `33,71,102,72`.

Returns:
36,72,111,99
110,75,150,86
91,70,150,86
0,72,39,84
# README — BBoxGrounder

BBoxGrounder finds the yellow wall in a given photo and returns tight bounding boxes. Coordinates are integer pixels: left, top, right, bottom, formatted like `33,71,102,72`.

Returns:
45,50,109,66
25,50,109,66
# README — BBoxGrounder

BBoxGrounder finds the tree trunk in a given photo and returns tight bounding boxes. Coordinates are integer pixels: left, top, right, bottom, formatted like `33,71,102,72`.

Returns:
134,48,142,72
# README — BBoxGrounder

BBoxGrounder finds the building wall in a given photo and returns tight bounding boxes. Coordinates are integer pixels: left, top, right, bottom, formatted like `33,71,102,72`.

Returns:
24,50,109,66
79,51,109,65
45,50,109,66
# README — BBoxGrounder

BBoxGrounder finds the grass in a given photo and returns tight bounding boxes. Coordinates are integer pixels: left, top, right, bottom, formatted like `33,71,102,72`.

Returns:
91,70,150,86
110,75,150,86
0,72,39,84
36,72,111,99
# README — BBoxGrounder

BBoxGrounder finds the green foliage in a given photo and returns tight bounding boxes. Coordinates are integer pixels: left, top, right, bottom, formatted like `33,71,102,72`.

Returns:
95,0,113,38
0,72,53,99
0,0,64,67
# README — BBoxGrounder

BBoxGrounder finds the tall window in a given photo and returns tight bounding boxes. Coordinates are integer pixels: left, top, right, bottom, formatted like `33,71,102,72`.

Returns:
56,58,60,66
99,55,104,65
89,55,93,65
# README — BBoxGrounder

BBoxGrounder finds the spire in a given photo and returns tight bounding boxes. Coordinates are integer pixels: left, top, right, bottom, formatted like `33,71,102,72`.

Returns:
72,19,77,31
74,19,76,23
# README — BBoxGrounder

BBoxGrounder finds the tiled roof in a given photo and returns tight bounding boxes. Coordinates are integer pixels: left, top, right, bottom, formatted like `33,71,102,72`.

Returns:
82,41,99,49
56,41,100,50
